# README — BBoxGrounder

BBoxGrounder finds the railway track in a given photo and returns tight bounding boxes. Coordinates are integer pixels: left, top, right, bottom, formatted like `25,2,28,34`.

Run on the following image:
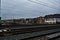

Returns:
0,24,60,37
1,24,60,29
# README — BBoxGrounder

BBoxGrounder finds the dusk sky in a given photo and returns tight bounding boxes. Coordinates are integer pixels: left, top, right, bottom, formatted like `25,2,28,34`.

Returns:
1,0,60,20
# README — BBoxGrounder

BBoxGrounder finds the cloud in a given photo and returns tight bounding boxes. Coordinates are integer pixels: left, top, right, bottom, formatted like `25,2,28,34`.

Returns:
1,0,60,19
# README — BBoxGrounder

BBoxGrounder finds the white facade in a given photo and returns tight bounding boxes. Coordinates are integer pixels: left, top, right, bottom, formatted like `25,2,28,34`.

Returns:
45,17,60,24
45,18,56,24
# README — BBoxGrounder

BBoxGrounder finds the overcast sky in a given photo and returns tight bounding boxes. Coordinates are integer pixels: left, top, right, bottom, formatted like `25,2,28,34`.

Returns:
1,0,60,19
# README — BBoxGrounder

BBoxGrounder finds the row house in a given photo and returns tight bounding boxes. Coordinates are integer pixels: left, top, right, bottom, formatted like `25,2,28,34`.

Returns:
36,16,45,24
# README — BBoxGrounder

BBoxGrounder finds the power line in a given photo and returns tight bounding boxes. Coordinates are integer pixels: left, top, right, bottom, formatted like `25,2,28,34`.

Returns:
28,0,60,11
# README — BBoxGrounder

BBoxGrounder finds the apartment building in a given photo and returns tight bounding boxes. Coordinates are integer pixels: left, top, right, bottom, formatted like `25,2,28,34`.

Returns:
45,14,60,24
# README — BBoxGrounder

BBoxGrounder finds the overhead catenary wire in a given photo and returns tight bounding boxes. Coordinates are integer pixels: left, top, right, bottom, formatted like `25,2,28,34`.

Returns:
28,0,60,11
53,0,60,4
46,0,60,8
48,0,60,5
37,0,60,9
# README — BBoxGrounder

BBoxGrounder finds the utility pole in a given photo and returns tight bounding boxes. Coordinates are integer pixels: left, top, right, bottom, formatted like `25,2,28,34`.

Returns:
0,17,1,25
